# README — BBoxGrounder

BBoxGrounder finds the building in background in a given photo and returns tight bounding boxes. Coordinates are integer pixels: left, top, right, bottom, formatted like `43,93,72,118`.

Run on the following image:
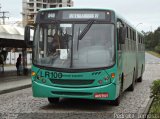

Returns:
22,0,74,26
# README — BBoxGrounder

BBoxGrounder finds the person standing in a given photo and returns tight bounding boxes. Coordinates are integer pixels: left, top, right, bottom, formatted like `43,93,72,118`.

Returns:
16,54,21,75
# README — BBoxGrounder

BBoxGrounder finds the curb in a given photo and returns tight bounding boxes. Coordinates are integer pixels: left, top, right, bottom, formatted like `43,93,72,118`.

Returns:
0,84,32,95
137,97,154,119
143,97,154,119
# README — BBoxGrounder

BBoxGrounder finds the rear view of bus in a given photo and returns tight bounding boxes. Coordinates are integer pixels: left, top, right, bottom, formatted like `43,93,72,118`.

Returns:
30,8,124,106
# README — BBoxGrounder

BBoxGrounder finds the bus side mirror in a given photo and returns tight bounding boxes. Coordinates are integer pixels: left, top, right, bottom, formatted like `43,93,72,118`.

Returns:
119,27,126,44
24,25,31,47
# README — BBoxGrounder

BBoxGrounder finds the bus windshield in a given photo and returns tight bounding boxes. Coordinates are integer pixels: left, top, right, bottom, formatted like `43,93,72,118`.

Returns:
33,22,115,69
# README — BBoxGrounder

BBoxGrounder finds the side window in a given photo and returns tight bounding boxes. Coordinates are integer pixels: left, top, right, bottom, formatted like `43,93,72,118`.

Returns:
130,29,132,40
117,21,124,50
132,30,135,51
126,27,129,38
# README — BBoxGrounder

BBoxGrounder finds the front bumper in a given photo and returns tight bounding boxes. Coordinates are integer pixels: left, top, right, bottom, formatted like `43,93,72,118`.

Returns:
32,80,117,100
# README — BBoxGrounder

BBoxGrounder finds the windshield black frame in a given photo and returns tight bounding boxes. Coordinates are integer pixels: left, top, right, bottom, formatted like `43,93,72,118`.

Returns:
33,21,115,72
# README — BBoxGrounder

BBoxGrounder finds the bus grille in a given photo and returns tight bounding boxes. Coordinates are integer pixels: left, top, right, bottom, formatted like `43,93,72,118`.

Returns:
50,79,94,85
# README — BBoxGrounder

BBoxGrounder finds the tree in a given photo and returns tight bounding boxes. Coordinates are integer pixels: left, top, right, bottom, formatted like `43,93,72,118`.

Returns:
145,32,154,50
144,27,160,53
155,44,160,53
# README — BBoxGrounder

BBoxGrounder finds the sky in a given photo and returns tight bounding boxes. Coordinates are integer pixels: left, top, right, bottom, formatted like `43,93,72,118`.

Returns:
0,0,160,32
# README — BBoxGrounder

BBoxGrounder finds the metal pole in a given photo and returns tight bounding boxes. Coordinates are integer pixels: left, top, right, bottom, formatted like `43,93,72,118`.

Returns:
0,11,9,25
136,23,143,29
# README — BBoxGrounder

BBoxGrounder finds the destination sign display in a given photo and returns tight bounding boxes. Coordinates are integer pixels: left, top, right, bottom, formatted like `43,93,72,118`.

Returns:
38,10,111,22
69,13,99,19
62,11,108,20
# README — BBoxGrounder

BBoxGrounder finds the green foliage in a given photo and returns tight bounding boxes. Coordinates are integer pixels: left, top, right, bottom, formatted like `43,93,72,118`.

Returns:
147,51,160,58
150,79,160,113
155,44,160,53
145,27,160,53
145,32,154,50
151,80,160,98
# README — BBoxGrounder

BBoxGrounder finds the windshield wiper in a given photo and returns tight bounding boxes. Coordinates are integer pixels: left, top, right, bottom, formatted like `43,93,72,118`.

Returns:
78,20,95,40
70,21,94,68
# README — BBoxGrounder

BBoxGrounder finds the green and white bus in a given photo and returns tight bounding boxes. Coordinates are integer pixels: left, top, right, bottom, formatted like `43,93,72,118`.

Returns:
25,8,145,106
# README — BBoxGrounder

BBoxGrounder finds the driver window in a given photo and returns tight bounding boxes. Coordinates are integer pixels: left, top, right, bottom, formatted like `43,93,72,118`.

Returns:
47,25,60,56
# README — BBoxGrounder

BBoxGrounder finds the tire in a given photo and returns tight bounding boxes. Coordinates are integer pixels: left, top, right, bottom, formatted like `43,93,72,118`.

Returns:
127,70,135,91
137,67,143,82
48,98,59,104
137,76,142,82
112,96,120,106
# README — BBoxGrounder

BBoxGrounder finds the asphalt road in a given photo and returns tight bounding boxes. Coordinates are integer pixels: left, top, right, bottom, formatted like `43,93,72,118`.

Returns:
0,53,160,119
145,52,160,64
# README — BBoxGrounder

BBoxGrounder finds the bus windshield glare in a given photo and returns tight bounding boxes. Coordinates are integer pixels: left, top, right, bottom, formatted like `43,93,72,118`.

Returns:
33,22,115,69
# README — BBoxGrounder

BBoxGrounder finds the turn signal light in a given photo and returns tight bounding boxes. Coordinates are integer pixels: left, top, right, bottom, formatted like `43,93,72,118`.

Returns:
31,71,36,76
111,73,115,78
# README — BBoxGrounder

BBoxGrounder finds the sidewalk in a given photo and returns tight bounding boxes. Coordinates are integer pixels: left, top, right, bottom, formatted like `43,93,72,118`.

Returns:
0,66,32,94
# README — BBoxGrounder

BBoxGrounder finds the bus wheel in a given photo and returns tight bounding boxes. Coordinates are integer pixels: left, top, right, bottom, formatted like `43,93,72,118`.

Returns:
48,98,59,104
137,67,143,82
127,70,135,91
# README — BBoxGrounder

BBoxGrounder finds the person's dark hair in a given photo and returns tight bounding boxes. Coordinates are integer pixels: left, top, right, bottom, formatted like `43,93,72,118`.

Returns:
19,54,21,57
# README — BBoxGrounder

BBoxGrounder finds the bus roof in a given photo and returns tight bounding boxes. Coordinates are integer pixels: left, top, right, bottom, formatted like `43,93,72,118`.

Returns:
39,7,114,12
39,7,143,35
